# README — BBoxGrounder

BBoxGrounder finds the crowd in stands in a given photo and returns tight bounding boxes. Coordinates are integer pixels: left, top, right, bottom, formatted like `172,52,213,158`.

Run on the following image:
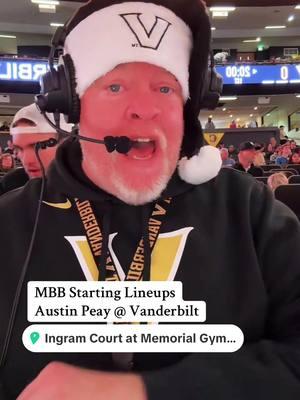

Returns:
0,130,298,217
219,138,300,194
204,117,262,130
220,138,300,167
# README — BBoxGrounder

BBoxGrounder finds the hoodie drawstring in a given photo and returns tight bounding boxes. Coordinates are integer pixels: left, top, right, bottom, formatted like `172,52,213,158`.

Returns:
141,205,151,281
98,202,112,282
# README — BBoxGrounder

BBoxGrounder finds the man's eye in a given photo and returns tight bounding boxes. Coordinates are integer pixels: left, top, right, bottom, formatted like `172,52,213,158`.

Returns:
160,86,173,94
109,84,122,93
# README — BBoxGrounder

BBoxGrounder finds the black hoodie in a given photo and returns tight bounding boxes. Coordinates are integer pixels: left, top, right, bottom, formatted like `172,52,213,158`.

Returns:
0,138,300,399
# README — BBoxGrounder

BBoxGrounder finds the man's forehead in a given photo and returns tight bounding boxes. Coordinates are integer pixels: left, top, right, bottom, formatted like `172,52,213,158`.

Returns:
103,62,179,80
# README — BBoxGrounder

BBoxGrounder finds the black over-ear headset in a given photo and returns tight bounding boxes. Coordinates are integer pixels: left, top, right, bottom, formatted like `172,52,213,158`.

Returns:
36,27,80,124
199,52,223,110
36,26,223,125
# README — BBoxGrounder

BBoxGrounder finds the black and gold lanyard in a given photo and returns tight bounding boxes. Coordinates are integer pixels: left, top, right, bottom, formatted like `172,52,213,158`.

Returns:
75,197,172,282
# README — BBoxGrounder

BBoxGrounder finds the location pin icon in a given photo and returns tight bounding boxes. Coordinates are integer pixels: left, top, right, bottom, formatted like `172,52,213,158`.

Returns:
30,332,40,345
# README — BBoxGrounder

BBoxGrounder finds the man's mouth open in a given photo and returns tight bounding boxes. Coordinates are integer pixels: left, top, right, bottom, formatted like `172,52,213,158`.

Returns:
127,138,156,160
27,168,41,177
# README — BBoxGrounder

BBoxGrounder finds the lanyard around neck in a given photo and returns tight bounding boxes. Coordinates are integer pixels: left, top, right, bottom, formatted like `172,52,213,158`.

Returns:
75,197,172,281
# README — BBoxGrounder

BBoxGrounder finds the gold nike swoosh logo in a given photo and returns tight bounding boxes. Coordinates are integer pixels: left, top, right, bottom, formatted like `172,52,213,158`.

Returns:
43,199,72,209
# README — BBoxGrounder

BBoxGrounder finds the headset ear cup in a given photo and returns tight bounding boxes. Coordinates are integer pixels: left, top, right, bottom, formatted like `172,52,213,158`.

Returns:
199,68,223,110
36,60,76,120
62,54,81,124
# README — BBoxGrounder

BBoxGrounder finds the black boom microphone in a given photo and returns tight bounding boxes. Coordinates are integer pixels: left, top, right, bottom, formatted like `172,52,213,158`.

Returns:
35,97,133,155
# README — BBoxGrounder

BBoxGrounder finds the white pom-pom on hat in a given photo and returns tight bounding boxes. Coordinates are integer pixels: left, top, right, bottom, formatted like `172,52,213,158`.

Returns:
178,145,222,185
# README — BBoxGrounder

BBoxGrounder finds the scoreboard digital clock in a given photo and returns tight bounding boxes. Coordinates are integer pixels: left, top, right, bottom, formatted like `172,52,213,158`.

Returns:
216,64,300,85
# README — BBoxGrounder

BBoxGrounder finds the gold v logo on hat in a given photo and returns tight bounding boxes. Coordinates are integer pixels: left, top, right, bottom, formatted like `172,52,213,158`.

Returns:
120,13,172,50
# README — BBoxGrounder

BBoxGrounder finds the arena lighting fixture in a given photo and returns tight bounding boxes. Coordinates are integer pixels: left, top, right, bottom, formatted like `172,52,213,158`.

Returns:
265,26,286,29
39,4,56,11
211,27,216,31
31,0,60,5
296,94,300,98
0,34,16,38
210,7,236,12
220,96,238,101
229,114,233,118
288,15,295,22
295,5,300,9
222,107,227,111
250,114,254,117
50,22,64,27
254,106,258,110
243,38,261,43
212,11,228,17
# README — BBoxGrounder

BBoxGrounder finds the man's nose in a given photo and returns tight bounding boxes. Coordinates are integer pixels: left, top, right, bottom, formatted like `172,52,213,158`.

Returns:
126,94,161,121
22,148,37,166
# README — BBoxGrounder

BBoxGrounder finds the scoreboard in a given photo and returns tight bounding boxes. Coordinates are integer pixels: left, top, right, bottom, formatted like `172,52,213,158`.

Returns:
216,64,300,85
1,58,300,88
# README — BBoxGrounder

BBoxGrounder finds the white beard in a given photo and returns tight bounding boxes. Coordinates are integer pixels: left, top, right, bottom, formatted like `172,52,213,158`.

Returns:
111,169,172,205
80,132,178,205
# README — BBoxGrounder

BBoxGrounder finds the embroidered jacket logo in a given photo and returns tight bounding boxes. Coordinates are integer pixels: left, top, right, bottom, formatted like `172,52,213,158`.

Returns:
65,228,193,282
120,13,172,50
43,199,72,210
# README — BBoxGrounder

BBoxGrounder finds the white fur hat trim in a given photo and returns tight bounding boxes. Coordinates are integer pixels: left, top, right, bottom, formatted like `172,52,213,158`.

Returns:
178,145,222,185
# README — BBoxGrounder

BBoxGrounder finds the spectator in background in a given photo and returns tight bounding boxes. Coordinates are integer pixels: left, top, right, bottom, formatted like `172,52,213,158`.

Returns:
267,172,289,192
289,152,300,165
248,119,258,128
0,153,14,173
229,120,237,128
234,141,263,176
0,104,72,195
279,125,288,143
290,140,298,153
220,148,235,168
267,137,278,154
275,145,291,167
205,116,215,130
253,144,266,167
0,121,10,132
11,103,72,179
228,144,238,161
4,139,14,155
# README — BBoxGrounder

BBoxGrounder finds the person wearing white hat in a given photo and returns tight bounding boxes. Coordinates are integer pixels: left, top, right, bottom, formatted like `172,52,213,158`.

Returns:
10,103,72,179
